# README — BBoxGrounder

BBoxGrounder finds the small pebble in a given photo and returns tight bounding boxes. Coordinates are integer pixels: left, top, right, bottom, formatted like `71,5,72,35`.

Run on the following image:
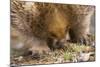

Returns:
14,56,23,61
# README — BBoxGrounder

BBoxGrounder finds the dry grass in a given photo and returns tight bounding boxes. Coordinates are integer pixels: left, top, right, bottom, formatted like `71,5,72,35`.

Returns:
10,35,95,66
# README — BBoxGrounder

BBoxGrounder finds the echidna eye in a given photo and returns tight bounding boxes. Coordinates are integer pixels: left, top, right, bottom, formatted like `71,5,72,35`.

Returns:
50,33,57,38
